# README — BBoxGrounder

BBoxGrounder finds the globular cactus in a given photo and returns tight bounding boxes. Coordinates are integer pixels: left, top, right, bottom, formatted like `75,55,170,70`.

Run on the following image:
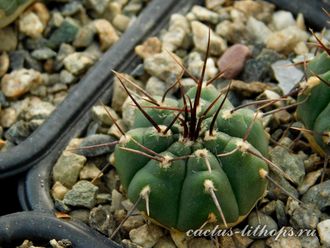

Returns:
0,0,36,28
296,49,330,156
112,42,271,232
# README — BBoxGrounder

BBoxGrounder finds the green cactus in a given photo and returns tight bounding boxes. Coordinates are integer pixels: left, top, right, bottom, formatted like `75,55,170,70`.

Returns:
296,50,330,156
0,0,36,28
112,47,270,232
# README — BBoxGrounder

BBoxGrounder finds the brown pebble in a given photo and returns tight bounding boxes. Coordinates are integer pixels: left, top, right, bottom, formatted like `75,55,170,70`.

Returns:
135,37,162,59
217,44,251,79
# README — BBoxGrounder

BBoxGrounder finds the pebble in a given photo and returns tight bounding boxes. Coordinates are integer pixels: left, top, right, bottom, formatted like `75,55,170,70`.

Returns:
52,151,86,188
230,80,270,98
186,52,218,80
70,209,90,224
51,181,69,200
297,169,323,194
135,37,162,59
63,180,99,208
0,27,18,51
84,0,110,14
302,180,330,210
145,77,166,96
23,98,55,120
247,211,278,239
93,19,119,51
112,14,132,32
275,200,287,227
299,235,320,248
154,237,176,248
266,230,302,248
91,105,119,126
266,26,309,54
233,0,274,22
79,163,102,180
216,20,249,44
144,51,182,83
242,48,284,82
191,21,227,56
60,70,77,84
63,52,94,75
270,143,305,185
108,119,127,138
317,219,330,247
271,60,304,94
161,27,187,52
47,18,80,49
1,69,43,98
89,205,115,235
246,17,272,44
191,5,220,24
31,48,57,60
0,108,17,128
217,44,251,79
129,224,164,248
0,52,9,77
122,215,145,232
19,12,45,38
76,134,117,157
188,238,214,248
272,11,296,30
4,121,32,144
290,203,321,229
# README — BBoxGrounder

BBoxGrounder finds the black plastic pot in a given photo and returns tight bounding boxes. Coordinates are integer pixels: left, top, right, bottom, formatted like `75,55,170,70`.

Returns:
0,211,120,248
18,0,327,245
0,0,195,179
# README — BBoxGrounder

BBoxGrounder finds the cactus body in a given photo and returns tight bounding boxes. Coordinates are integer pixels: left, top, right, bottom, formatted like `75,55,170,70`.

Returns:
0,0,36,28
296,51,330,155
114,82,269,232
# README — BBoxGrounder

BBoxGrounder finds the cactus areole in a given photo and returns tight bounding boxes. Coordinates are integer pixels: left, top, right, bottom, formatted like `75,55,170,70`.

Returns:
113,44,269,231
296,51,330,155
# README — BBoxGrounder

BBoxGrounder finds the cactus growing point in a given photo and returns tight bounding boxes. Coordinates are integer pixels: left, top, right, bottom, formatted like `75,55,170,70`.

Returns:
112,37,271,232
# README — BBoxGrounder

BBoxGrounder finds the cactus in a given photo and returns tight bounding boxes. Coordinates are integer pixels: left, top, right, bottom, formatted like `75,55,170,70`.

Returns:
296,47,330,156
0,0,36,28
112,38,272,232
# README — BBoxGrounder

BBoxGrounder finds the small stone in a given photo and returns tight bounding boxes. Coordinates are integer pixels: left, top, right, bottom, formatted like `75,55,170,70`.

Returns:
290,203,321,229
188,238,214,248
234,0,274,22
317,219,330,247
110,189,123,211
112,14,131,32
299,235,320,248
266,229,302,248
217,44,251,79
91,105,119,126
145,77,166,96
186,52,218,80
63,180,99,208
23,98,55,120
169,14,190,33
298,169,323,194
129,224,164,248
247,212,278,239
1,69,43,98
93,19,119,51
161,28,187,52
96,193,111,204
272,11,296,30
144,51,182,83
0,52,9,77
51,181,69,200
76,134,117,157
275,200,287,227
191,5,220,24
302,180,330,210
0,27,17,51
89,205,115,235
246,17,272,44
57,43,75,63
191,21,227,56
70,209,90,224
79,163,102,180
84,0,110,14
242,48,285,82
48,19,80,49
0,108,17,128
135,37,162,59
19,12,45,38
31,48,57,60
249,240,266,248
52,151,86,188
63,52,94,75
30,2,50,27
73,23,96,48
154,237,176,248
266,26,309,54
233,231,254,247
60,70,76,84
205,0,226,10
108,119,127,138
4,121,32,144
230,80,270,98
294,42,309,55
122,239,143,248
122,215,145,232
271,60,303,94
216,20,249,45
